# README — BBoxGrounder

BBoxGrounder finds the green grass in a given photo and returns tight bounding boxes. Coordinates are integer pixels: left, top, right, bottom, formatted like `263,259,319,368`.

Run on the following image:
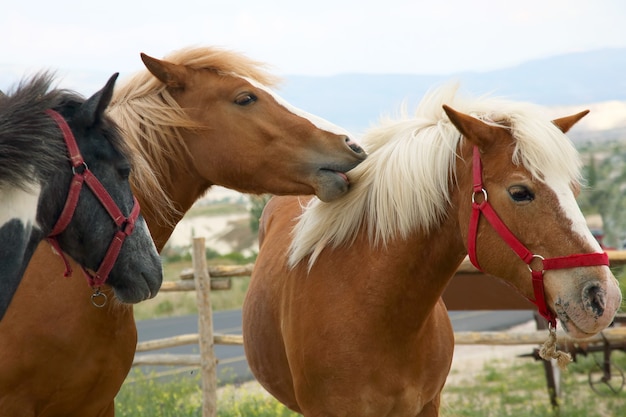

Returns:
116,371,203,417
117,351,626,417
217,385,300,417
116,370,300,417
442,351,626,417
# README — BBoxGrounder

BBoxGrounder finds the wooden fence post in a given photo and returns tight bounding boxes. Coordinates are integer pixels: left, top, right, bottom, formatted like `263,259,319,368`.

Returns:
192,237,217,417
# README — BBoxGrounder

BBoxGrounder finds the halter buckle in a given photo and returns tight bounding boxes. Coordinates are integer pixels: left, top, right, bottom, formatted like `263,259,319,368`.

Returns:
471,188,488,204
71,161,88,175
527,254,545,273
121,219,135,236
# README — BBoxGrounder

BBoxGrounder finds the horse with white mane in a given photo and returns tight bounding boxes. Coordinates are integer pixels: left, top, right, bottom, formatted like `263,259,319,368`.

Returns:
243,84,622,417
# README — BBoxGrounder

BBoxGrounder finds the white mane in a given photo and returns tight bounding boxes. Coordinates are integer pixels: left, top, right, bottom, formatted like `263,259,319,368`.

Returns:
288,83,583,269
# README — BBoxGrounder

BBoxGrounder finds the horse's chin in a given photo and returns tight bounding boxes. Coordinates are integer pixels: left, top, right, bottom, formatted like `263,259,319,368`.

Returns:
558,317,598,339
112,281,154,304
555,304,614,339
114,290,152,304
314,170,350,202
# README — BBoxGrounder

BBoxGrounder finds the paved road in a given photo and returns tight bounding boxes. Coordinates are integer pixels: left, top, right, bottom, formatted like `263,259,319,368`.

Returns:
136,309,250,384
135,309,534,384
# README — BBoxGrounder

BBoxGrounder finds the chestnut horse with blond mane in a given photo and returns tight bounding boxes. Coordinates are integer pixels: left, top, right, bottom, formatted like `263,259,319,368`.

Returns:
243,84,622,416
0,47,365,416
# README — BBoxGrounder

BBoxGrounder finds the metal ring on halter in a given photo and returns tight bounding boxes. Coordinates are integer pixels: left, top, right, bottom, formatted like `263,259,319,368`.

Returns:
91,288,108,308
72,161,88,175
471,188,488,204
527,254,546,273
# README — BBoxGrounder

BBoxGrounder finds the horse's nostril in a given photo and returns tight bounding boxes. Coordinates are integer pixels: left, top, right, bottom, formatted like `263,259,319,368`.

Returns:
345,137,364,154
583,284,606,318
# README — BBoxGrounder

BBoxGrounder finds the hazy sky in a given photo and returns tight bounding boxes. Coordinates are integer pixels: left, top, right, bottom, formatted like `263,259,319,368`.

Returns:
2,1,625,77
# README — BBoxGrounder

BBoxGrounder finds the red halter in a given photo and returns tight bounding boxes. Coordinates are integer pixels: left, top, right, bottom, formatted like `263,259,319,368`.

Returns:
44,109,141,288
467,146,609,328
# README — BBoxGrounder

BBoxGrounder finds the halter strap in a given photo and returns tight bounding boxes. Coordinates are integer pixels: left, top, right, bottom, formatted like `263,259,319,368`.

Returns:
44,109,141,288
467,146,609,328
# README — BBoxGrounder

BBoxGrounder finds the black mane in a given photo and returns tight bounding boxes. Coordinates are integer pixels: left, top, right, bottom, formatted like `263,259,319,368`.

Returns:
0,73,92,189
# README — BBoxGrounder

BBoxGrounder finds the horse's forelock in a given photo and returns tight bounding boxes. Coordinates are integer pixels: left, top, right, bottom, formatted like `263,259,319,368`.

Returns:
510,114,582,186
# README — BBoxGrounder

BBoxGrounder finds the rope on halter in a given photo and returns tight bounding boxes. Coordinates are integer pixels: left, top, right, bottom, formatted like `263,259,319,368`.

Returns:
539,327,573,370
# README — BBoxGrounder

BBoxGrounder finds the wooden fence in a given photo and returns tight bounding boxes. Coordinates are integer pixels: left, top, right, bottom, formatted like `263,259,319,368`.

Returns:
132,239,626,416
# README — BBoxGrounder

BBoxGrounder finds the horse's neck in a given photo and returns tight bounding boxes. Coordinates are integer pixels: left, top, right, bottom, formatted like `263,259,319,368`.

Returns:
145,177,213,252
371,213,467,319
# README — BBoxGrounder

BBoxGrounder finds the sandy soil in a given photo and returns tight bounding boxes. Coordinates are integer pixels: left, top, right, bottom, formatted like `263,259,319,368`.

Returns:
446,320,537,385
168,213,250,250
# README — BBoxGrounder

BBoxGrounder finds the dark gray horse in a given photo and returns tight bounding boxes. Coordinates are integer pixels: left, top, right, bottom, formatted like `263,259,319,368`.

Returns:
0,73,162,319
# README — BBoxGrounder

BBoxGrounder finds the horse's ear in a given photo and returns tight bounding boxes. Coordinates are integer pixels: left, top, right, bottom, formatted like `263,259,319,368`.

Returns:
140,53,187,89
552,110,589,133
75,73,119,127
443,105,503,150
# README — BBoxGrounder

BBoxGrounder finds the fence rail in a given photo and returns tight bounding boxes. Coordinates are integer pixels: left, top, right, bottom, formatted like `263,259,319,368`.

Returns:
133,328,626,369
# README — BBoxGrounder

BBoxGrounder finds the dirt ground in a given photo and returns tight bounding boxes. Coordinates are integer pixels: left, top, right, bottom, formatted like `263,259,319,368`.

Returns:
446,320,537,384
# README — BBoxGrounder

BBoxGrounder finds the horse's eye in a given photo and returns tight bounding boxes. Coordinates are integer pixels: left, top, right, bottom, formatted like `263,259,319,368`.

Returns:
508,185,534,202
234,93,257,106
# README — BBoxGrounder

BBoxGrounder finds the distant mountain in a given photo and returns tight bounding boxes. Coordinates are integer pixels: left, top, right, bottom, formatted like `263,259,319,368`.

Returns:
459,48,626,105
279,48,626,133
2,48,625,135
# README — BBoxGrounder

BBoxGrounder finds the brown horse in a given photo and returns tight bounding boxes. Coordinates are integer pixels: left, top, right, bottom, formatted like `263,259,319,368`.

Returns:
243,84,622,416
0,47,365,416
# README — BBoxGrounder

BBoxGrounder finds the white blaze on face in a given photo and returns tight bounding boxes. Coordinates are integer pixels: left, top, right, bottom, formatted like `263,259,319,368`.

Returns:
548,178,603,252
0,183,41,231
243,76,353,137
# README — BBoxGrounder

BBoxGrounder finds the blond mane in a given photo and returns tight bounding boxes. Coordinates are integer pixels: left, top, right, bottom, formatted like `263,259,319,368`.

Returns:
107,47,280,225
288,83,583,269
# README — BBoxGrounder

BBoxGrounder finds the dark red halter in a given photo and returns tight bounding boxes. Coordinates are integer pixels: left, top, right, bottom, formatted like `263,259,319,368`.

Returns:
467,146,609,328
44,109,141,288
